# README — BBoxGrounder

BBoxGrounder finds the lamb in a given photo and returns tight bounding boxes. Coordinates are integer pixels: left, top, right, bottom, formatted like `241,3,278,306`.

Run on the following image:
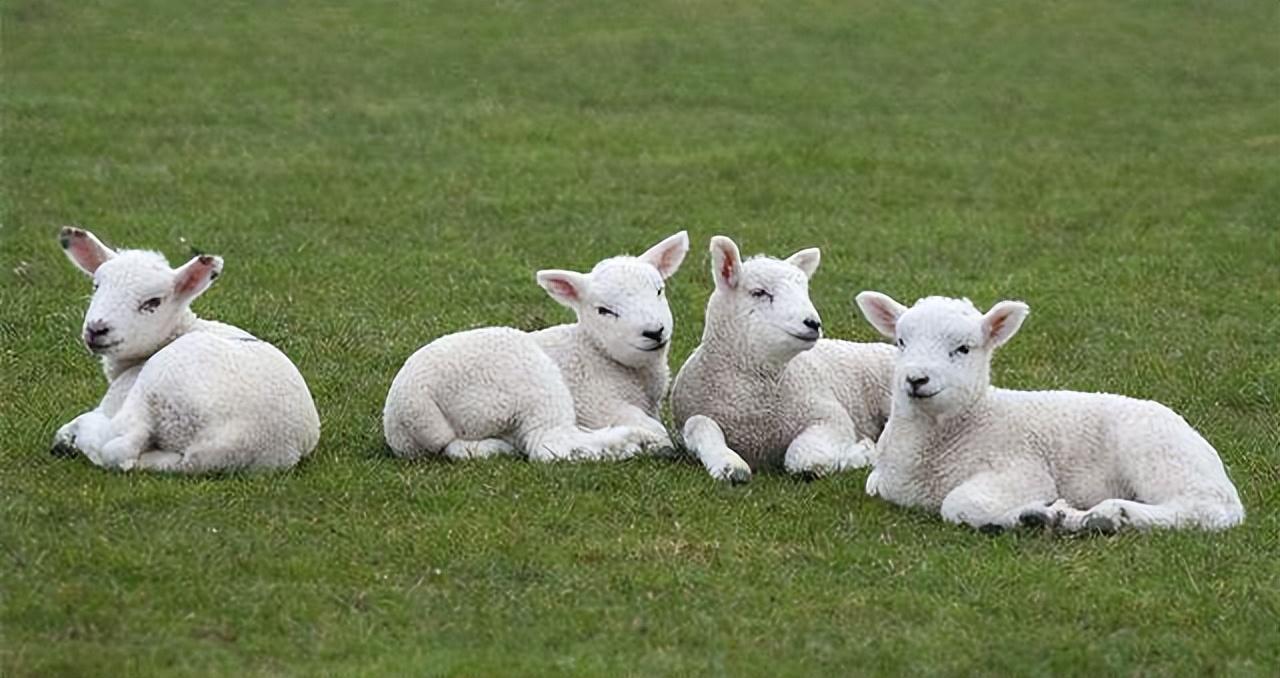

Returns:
671,236,896,483
854,291,1245,532
383,231,689,461
50,227,321,473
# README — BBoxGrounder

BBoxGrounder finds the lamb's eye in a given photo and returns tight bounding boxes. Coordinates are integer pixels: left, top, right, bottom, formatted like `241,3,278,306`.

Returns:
597,306,618,317
656,287,664,297
139,297,162,313
749,288,773,301
92,282,99,291
954,345,970,355
896,338,905,349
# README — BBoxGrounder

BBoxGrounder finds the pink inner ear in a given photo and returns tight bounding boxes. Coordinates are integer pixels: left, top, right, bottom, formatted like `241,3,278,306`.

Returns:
719,252,735,284
547,277,579,301
68,238,110,273
176,259,213,295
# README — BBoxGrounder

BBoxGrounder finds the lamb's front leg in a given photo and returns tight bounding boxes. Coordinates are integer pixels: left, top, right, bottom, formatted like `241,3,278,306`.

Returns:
784,422,872,478
610,405,676,457
683,415,751,484
52,411,98,458
940,469,1057,533
73,402,152,472
51,366,143,459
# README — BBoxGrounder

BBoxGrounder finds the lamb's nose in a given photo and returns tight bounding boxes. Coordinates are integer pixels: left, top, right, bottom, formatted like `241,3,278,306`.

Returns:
907,375,930,390
85,322,111,343
803,318,822,332
642,326,665,343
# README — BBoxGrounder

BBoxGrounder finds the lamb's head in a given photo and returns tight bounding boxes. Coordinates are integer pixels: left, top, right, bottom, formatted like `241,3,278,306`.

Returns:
856,291,1029,414
59,227,223,363
537,231,689,367
702,235,823,363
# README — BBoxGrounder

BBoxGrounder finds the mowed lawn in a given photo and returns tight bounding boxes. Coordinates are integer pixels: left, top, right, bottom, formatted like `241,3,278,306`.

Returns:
2,0,1278,675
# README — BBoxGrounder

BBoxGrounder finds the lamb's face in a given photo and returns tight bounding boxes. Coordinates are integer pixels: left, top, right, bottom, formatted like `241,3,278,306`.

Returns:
857,292,1029,415
579,258,674,366
707,236,824,364
537,231,689,368
60,227,223,363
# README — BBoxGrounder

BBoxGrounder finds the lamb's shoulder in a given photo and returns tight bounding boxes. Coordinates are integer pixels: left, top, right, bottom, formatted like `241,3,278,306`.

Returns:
538,324,663,425
530,324,575,365
805,339,895,431
673,354,804,468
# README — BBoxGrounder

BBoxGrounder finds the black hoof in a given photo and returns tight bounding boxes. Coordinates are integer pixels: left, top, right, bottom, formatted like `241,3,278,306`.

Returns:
978,523,1004,535
50,442,78,458
1019,510,1049,528
728,468,752,485
1084,515,1117,534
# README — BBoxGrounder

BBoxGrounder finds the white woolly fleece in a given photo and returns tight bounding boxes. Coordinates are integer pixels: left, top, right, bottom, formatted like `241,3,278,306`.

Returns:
52,227,320,473
856,292,1244,533
383,231,690,461
672,235,895,483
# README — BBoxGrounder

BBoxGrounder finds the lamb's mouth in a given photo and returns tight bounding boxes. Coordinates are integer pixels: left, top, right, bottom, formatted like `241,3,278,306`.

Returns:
86,340,121,353
640,341,668,352
786,331,820,343
908,389,940,400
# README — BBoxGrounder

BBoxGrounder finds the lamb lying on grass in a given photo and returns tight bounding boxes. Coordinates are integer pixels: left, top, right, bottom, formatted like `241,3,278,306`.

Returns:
51,227,320,472
855,292,1244,532
384,231,689,461
671,236,895,483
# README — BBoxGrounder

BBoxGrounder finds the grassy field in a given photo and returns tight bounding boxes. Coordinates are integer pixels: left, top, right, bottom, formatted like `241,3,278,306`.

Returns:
3,0,1279,675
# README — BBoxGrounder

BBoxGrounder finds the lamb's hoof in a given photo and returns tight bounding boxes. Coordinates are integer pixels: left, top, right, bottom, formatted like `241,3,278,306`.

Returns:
1019,510,1049,528
715,465,751,485
978,523,1004,536
50,441,78,458
1083,514,1117,534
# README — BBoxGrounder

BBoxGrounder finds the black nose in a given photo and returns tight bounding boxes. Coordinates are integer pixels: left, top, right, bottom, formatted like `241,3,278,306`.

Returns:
85,322,111,342
803,318,822,332
642,326,665,343
907,375,930,390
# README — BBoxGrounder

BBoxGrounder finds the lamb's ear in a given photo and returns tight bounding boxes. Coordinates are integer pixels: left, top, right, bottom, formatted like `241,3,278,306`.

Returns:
639,230,689,280
855,291,907,339
785,247,821,279
172,255,224,304
536,269,590,309
709,235,741,290
59,226,116,276
982,300,1029,348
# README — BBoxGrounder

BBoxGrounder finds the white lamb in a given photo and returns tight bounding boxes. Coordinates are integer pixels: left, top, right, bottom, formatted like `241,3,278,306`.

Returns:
855,291,1245,532
383,231,689,461
671,236,895,483
51,227,320,473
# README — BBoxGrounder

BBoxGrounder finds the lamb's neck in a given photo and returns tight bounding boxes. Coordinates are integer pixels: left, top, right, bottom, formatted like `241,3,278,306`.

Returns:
101,310,207,381
699,331,791,383
890,390,994,444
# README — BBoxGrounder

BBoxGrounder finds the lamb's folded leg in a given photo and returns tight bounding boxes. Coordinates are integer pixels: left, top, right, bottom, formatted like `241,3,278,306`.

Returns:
51,411,96,458
784,422,871,477
940,469,1057,533
682,415,751,484
608,405,676,457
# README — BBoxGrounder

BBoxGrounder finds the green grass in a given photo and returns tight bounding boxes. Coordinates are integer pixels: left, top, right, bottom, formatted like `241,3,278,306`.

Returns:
3,0,1279,675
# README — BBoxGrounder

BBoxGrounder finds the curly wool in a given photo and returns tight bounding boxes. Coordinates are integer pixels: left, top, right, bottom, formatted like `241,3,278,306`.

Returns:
672,236,895,483
53,228,320,473
856,292,1244,532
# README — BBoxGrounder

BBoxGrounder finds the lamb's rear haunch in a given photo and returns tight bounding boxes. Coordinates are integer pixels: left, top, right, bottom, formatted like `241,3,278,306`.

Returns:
383,231,689,461
855,292,1244,532
52,227,320,472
